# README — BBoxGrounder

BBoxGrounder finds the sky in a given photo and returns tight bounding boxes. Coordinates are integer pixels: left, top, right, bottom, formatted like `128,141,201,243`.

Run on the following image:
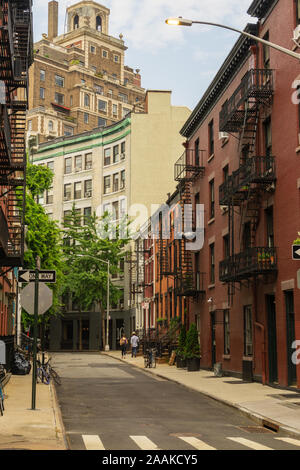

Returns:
32,0,255,111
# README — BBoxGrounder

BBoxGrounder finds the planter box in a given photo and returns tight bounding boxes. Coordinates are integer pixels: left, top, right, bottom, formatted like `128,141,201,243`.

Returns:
187,357,200,372
176,356,187,368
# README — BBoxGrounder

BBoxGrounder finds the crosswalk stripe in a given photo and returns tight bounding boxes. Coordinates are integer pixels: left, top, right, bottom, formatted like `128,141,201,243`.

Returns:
82,435,105,450
178,436,216,450
275,437,300,447
130,436,160,450
227,437,273,450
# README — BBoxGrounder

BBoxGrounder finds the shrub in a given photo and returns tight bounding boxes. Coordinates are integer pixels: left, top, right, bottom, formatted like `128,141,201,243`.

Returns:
176,325,186,357
184,323,200,359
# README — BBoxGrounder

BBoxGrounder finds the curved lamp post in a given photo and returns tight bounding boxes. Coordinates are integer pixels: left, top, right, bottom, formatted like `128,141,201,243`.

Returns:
165,17,300,60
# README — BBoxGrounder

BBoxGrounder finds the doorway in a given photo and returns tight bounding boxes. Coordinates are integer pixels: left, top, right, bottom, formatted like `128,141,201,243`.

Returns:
266,295,278,383
61,320,73,350
211,311,216,367
285,291,297,385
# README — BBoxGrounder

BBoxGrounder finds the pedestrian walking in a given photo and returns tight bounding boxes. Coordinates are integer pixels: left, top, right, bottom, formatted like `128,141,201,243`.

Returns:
130,332,139,358
120,334,128,358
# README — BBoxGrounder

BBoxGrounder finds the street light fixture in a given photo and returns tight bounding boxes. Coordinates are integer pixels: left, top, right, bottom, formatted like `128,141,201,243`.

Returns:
165,17,300,61
76,254,110,351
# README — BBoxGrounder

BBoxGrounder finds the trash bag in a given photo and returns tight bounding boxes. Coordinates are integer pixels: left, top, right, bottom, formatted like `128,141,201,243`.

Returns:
12,351,31,375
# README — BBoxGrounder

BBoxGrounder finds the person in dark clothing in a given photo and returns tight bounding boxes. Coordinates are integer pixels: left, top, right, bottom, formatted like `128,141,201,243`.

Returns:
120,335,128,358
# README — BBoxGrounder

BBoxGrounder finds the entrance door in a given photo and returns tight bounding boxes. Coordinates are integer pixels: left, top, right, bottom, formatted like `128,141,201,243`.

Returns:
267,295,278,383
81,320,90,350
285,291,297,385
61,320,73,350
211,312,216,367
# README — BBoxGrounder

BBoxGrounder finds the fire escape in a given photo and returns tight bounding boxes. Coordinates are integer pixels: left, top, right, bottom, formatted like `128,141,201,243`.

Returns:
218,69,277,299
0,0,33,267
172,148,206,297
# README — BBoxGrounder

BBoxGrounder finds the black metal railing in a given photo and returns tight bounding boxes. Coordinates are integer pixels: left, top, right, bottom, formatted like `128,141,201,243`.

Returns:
175,149,205,182
219,156,276,206
219,246,277,282
219,69,274,132
176,271,206,297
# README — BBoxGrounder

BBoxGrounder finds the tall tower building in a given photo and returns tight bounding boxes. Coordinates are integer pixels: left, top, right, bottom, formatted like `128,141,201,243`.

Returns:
27,0,145,145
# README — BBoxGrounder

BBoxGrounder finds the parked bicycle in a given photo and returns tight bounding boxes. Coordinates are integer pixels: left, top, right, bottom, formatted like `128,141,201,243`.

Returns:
144,348,157,369
0,381,5,416
36,356,61,386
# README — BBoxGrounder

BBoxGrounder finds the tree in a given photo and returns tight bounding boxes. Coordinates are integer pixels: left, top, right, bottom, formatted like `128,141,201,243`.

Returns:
62,207,129,349
184,323,200,359
22,162,64,344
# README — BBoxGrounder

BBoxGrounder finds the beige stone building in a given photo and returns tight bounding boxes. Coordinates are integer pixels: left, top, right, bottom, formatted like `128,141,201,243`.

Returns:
33,90,190,350
27,0,145,145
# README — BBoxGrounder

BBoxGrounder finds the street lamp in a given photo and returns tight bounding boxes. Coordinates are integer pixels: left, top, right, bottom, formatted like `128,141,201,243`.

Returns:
165,17,300,61
76,254,110,351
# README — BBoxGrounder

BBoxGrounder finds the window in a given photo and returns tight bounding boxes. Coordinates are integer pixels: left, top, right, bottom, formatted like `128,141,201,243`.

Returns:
64,125,73,137
114,55,119,63
81,79,86,85
55,75,64,87
195,138,200,166
74,155,82,171
70,95,73,106
209,243,215,284
47,161,54,172
48,120,53,132
74,14,79,29
264,117,272,157
98,117,106,127
84,207,91,224
103,203,111,214
64,157,72,174
64,183,72,201
120,170,125,189
224,310,230,355
96,15,102,32
63,210,72,224
223,234,230,259
112,201,119,220
84,94,90,108
122,107,130,118
40,69,45,81
113,145,119,163
40,87,45,99
54,92,64,105
120,198,126,218
84,180,92,197
209,179,215,219
75,208,81,225
85,153,92,170
121,141,125,159
104,176,111,194
104,148,111,166
244,306,253,356
94,84,103,95
28,120,32,132
263,32,270,69
113,104,118,116
243,222,251,250
46,187,53,205
118,93,128,103
266,206,274,247
74,182,82,199
208,119,214,156
84,113,89,124
98,100,107,112
90,45,96,53
102,50,108,58
113,173,119,192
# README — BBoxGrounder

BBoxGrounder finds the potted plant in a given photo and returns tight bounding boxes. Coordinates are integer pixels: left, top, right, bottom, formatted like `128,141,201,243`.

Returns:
176,325,187,368
184,323,200,371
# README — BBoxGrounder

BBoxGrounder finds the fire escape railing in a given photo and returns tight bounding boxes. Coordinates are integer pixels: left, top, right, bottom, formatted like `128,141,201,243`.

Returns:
174,149,205,182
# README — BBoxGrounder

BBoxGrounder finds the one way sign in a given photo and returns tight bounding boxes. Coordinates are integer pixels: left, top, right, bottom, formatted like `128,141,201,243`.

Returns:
18,270,56,283
293,245,300,260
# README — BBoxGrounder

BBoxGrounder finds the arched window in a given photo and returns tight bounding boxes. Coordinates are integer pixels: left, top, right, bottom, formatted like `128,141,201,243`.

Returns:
48,120,53,131
96,16,102,32
74,15,79,30
84,94,90,108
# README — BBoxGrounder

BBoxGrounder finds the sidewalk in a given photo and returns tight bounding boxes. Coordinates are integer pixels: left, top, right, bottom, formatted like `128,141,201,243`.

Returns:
104,351,300,439
0,371,66,450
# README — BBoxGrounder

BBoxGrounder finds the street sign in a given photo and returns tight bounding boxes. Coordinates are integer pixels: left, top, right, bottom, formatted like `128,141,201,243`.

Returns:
18,269,56,283
293,245,300,260
20,283,53,316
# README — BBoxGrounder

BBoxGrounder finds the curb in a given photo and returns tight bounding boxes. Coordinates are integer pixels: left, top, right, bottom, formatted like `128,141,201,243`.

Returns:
102,352,300,440
50,381,69,450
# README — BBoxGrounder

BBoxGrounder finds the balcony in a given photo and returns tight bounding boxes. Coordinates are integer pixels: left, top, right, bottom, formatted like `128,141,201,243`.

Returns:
219,69,274,133
175,149,205,182
219,246,277,282
219,156,276,206
176,271,206,297
0,105,12,164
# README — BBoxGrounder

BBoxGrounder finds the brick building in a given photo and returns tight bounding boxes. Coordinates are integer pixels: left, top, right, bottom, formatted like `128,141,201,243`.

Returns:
26,0,145,145
0,0,33,366
136,0,300,389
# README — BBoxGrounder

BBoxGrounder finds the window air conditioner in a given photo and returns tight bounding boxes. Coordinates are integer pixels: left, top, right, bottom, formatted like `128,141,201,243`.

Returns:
85,191,92,198
293,25,300,44
120,153,125,160
219,132,229,140
75,167,81,172
63,196,69,201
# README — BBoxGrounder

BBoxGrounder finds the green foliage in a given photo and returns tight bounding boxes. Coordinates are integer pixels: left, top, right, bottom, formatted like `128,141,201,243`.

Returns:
26,164,53,198
184,323,200,359
176,325,187,357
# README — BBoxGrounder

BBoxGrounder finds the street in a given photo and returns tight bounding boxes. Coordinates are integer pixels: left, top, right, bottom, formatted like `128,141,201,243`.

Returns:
52,353,300,451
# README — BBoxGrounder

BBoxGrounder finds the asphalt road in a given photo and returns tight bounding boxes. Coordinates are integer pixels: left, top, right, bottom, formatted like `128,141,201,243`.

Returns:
52,353,300,451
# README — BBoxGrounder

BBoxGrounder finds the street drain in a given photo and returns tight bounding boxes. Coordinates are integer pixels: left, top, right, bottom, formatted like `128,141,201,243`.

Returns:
237,425,275,434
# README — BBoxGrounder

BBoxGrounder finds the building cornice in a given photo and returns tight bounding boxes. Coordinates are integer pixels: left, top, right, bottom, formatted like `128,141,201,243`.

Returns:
247,0,278,19
180,23,258,139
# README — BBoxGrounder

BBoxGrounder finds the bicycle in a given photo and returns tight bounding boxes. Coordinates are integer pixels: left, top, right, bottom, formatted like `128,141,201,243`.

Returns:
36,356,61,386
0,382,5,416
144,348,157,369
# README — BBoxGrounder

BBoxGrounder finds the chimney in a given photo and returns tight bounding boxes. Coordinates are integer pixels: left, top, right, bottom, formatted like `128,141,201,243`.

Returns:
48,1,58,41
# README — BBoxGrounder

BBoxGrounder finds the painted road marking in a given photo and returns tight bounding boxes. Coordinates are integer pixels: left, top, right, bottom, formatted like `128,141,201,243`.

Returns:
227,437,273,450
130,436,160,450
275,437,300,447
178,436,216,450
82,435,105,450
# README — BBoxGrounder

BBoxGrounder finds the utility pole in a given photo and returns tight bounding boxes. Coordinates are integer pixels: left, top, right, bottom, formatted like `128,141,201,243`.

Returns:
31,256,40,410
